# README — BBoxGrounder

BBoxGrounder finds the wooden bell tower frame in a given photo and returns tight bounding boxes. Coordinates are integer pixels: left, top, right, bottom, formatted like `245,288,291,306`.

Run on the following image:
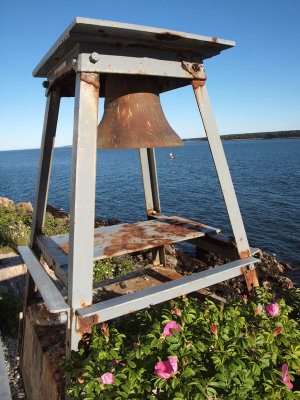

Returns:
19,18,259,362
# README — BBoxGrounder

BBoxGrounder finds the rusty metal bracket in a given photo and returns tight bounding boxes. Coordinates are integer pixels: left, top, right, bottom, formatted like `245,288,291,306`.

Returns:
182,62,206,84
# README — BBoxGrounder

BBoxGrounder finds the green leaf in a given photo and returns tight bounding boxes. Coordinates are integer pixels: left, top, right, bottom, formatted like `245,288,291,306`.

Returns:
183,368,195,378
174,393,185,399
209,381,226,388
128,361,136,368
166,335,178,344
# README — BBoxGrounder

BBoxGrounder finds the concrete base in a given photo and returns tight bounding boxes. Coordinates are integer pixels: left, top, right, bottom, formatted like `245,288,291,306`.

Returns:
0,252,26,295
21,305,65,400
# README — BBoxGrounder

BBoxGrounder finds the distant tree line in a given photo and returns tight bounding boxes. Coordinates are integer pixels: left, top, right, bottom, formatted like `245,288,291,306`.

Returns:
183,130,300,142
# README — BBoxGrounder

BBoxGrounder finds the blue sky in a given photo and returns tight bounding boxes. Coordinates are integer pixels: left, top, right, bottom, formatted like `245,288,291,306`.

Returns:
0,0,299,150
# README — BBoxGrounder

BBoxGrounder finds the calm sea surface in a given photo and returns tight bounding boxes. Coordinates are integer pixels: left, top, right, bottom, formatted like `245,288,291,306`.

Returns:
0,140,299,279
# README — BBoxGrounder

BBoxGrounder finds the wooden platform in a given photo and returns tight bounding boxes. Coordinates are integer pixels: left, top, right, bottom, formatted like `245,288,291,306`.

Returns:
35,216,220,287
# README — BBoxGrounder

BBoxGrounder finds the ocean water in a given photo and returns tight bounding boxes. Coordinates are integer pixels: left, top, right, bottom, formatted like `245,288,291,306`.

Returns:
0,139,299,276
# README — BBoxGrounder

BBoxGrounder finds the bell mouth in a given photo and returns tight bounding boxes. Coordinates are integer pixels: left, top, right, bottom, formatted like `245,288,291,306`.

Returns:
97,74,183,149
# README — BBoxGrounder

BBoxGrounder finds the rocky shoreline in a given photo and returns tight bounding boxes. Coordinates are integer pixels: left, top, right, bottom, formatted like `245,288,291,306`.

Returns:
0,198,297,399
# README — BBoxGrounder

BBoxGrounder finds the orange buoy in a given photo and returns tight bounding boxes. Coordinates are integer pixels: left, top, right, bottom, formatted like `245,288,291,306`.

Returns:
169,152,173,160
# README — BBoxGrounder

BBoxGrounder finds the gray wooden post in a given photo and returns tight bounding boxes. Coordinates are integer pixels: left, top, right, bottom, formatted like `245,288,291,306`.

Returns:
23,88,61,358
30,88,61,245
139,148,165,265
27,88,61,302
66,72,100,354
192,78,259,290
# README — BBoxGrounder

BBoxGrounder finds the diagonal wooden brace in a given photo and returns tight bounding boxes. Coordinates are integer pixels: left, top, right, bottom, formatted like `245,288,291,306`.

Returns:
192,77,259,291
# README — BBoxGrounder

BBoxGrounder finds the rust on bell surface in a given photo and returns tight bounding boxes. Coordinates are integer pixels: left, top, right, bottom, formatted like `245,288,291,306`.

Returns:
97,74,183,149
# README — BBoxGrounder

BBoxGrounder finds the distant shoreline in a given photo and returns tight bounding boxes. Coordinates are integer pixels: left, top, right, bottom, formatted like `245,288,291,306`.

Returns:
1,132,299,151
226,137,300,141
183,130,300,142
183,136,300,142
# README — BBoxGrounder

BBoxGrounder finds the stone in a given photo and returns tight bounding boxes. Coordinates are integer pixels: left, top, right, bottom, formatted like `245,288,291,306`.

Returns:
46,205,69,219
0,197,15,211
108,219,121,226
166,254,177,269
165,245,176,256
16,201,33,213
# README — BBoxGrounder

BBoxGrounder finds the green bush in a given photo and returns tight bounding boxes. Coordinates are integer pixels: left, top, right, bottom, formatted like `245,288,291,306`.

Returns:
63,288,300,399
43,212,69,236
0,219,32,250
0,205,69,251
0,287,23,337
93,258,136,282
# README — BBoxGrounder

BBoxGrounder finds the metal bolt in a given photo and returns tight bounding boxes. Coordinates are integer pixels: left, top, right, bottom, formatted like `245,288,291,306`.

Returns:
248,263,254,270
42,81,50,88
89,52,99,63
59,312,68,324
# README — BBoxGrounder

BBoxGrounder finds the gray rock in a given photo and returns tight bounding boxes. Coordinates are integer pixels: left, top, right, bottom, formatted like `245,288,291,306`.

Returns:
15,202,33,213
0,198,15,211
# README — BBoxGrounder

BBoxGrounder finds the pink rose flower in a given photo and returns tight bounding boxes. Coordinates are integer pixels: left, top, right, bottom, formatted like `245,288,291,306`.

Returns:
154,356,178,379
4,215,8,218
243,294,247,303
78,372,84,383
164,321,180,336
109,360,119,365
211,325,218,335
282,364,293,390
172,307,181,316
101,322,109,339
265,302,279,316
274,327,282,335
100,372,115,385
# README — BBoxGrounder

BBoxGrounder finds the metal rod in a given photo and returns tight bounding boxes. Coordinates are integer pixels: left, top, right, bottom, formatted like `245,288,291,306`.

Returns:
192,79,259,290
67,72,100,353
76,257,260,322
